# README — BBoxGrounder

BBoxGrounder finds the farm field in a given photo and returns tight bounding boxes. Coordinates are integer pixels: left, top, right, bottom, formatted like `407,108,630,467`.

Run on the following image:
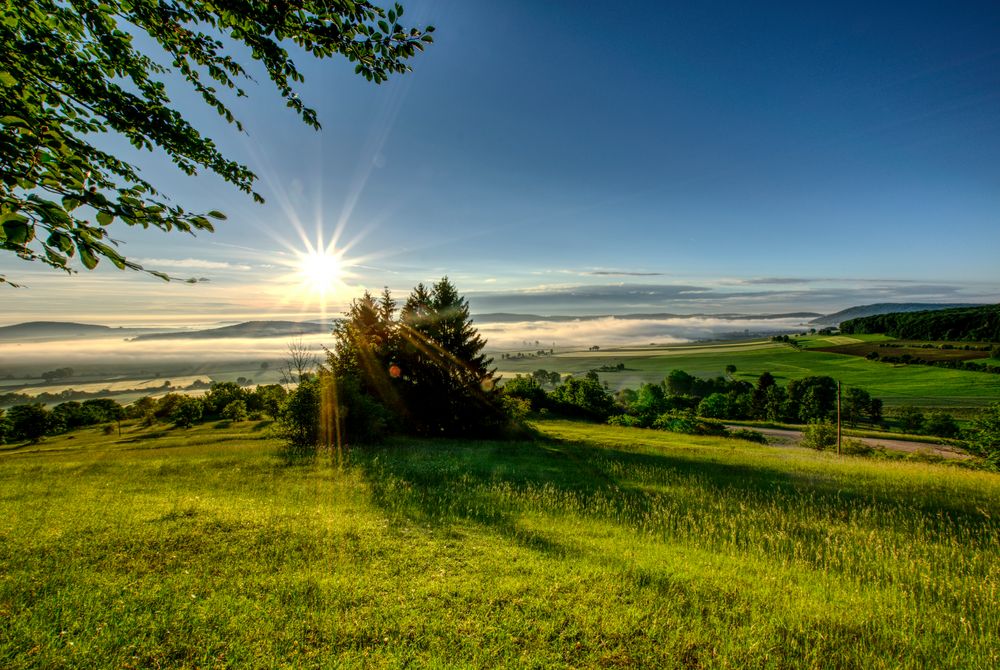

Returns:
797,334,998,362
1,420,998,668
496,338,1000,411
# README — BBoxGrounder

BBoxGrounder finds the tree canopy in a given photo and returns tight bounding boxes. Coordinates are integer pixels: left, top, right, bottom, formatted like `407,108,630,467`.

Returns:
0,0,432,285
840,304,1000,342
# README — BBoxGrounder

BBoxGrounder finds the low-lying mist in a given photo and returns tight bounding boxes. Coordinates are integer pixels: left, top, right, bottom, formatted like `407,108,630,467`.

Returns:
0,316,806,379
477,315,805,349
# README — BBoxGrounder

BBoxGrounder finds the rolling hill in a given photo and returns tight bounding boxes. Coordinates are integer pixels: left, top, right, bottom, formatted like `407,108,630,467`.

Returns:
130,320,328,341
811,303,986,326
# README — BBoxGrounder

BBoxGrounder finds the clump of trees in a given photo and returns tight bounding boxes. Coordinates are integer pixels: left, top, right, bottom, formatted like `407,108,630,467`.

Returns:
274,278,512,460
0,381,292,444
609,369,876,426
0,398,124,442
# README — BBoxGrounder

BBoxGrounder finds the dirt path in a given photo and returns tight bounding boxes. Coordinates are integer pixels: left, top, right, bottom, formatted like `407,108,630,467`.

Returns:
727,425,971,460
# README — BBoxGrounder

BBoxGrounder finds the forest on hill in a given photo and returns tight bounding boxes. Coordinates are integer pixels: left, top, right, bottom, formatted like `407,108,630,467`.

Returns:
840,304,1000,342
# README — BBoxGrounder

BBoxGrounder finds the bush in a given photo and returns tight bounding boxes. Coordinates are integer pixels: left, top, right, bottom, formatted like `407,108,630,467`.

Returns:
729,428,767,444
501,375,547,411
965,402,1000,466
171,396,203,428
924,411,960,438
548,372,615,421
897,406,925,434
842,439,874,456
697,393,730,419
500,395,531,423
276,373,395,463
801,420,837,451
276,376,323,461
7,404,50,443
221,399,248,422
203,382,248,420
652,411,727,436
607,414,644,428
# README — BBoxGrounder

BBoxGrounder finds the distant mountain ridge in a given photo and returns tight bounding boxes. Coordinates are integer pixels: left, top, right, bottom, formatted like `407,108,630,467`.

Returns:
811,303,987,326
131,320,327,341
0,321,152,341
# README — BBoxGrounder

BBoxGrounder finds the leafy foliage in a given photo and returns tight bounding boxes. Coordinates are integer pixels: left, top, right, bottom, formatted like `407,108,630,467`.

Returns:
801,420,837,451
840,304,1000,342
276,278,508,454
965,402,1000,466
171,395,203,428
548,372,615,421
6,403,50,442
0,1,432,283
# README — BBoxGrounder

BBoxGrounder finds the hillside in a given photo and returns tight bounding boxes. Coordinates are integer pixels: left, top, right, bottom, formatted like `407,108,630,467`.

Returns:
0,419,997,668
840,304,1000,342
0,321,151,341
811,303,985,326
131,320,327,341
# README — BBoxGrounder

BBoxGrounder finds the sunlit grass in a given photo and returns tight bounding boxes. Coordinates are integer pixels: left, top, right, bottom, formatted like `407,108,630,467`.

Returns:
497,339,1000,411
0,420,997,667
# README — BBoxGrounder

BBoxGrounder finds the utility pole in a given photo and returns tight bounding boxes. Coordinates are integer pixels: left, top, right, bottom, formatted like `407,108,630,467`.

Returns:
837,380,842,455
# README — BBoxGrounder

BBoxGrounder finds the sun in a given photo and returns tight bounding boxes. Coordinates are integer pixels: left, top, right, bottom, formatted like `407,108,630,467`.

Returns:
298,250,343,295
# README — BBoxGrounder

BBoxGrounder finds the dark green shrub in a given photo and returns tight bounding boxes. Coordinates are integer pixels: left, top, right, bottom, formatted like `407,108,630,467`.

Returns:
729,428,767,444
924,411,960,438
221,399,248,422
607,414,644,428
801,420,836,451
842,439,874,456
171,396,204,428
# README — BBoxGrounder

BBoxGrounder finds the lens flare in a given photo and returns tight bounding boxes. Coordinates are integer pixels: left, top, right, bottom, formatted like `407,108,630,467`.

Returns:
299,251,343,294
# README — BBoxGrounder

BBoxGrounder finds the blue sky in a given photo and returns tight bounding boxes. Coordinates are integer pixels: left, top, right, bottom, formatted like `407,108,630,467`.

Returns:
2,0,999,324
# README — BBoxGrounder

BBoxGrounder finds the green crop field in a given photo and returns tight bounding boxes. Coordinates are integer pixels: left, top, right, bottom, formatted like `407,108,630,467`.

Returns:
496,338,1000,411
1,420,998,668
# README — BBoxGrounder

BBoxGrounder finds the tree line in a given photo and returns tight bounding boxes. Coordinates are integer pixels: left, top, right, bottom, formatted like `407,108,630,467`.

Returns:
840,304,1000,342
0,383,289,444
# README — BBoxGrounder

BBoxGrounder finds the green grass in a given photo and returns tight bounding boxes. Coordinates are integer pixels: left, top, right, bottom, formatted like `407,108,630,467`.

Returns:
497,339,1000,411
1,420,999,668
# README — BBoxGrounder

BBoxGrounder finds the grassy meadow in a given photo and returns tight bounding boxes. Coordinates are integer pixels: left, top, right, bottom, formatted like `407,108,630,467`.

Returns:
496,337,1000,412
1,419,998,668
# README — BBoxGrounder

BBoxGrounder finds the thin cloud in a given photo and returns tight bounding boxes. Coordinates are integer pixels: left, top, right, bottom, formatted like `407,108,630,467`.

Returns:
588,271,666,277
137,258,252,271
739,277,820,285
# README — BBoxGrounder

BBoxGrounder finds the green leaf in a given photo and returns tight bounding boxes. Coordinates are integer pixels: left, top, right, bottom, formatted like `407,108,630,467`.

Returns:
77,243,99,270
97,211,114,225
1,219,32,245
45,248,68,266
47,232,74,253
207,210,228,220
0,115,29,128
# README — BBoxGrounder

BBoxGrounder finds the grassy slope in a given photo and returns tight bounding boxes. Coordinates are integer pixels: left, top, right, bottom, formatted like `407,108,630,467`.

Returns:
497,338,1000,410
2,420,999,668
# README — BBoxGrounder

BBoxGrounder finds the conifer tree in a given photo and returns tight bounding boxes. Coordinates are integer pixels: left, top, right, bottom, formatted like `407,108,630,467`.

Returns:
391,278,498,434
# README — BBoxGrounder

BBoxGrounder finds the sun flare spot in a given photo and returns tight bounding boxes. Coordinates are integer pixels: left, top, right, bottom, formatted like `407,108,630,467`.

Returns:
299,250,343,294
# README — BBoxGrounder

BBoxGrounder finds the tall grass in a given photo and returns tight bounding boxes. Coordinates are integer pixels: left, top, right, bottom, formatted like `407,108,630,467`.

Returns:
0,419,997,668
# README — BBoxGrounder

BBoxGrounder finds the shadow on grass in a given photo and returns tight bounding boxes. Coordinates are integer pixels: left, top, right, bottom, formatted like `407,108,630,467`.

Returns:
353,425,996,558
118,430,171,444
